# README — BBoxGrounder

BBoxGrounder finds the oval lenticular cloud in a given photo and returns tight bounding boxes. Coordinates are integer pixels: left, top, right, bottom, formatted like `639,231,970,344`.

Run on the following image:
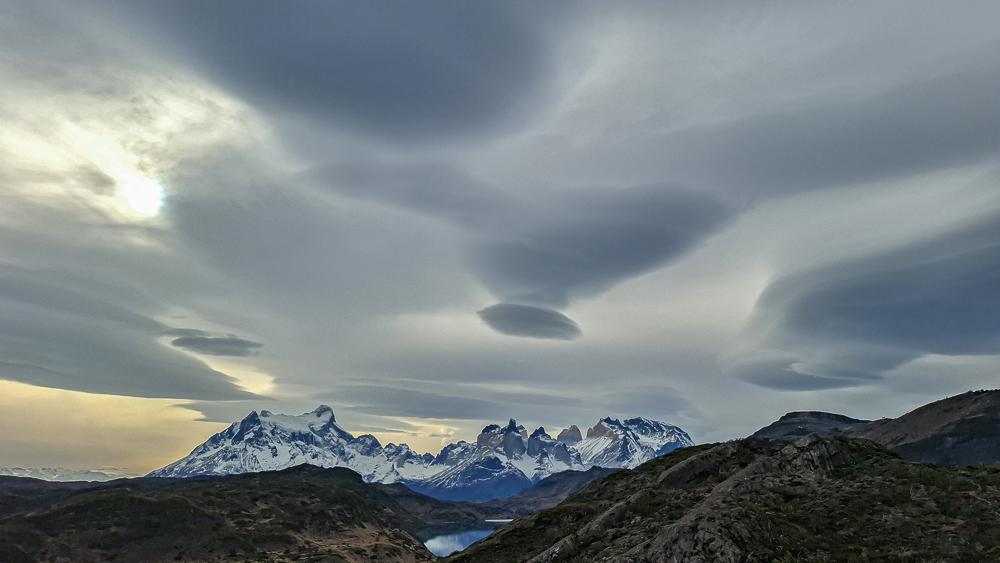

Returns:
477,303,582,340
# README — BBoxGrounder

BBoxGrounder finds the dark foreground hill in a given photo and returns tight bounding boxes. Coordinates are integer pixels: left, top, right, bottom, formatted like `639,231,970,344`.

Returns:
848,389,1000,465
750,411,869,439
475,467,619,516
0,464,510,563
751,390,1000,465
448,435,1000,563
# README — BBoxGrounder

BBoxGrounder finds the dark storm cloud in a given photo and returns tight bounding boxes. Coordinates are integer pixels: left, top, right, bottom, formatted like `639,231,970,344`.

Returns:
736,213,1000,390
167,332,263,357
477,304,581,340
94,0,563,142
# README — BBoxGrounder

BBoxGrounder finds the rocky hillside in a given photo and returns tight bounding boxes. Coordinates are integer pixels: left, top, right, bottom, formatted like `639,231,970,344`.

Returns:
751,390,1000,465
475,466,619,516
448,435,1000,562
0,465,508,563
750,411,869,439
849,389,1000,464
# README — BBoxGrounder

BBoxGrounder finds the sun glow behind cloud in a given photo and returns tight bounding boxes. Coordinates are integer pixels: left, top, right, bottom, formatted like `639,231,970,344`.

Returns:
112,165,164,215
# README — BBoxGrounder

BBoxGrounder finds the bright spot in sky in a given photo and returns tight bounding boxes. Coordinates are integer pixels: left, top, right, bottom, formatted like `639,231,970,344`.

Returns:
113,166,163,215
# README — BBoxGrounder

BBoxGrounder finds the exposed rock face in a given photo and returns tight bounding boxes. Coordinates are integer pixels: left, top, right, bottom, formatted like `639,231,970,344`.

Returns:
449,436,1000,563
586,421,616,439
556,425,582,445
750,411,870,439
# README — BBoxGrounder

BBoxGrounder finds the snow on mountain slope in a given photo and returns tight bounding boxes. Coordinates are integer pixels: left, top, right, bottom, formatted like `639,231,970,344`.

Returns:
148,406,434,482
573,417,694,468
149,406,693,501
404,421,586,500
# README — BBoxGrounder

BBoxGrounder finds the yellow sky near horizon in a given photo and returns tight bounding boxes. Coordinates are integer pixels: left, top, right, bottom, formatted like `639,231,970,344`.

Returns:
0,380,228,473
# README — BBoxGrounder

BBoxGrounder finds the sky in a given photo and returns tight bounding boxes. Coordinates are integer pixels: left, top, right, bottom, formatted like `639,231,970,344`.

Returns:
1,0,997,473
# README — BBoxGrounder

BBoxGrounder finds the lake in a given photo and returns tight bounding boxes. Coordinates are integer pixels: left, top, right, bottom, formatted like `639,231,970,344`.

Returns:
420,520,513,557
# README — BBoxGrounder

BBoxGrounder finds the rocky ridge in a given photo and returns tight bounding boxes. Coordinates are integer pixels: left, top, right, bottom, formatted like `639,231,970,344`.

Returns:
449,435,1000,562
751,390,1000,465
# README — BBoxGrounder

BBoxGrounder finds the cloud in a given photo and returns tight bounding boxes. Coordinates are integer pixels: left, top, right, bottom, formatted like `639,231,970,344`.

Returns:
3,0,1000,465
330,386,513,421
96,0,564,143
322,159,734,335
321,384,581,422
669,65,1000,199
477,303,581,340
0,266,260,401
166,329,263,357
601,385,695,418
733,213,1000,390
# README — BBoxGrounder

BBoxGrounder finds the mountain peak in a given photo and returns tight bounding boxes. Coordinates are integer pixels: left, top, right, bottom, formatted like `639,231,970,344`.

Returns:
309,405,336,421
530,427,551,440
557,425,582,445
587,420,617,439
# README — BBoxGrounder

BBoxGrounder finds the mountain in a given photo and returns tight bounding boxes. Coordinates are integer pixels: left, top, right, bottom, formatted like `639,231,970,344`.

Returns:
575,417,693,467
148,406,438,484
448,435,1000,562
849,389,1000,464
0,467,142,482
749,411,870,439
150,407,693,502
750,390,1000,465
0,464,507,563
475,466,619,516
406,421,584,501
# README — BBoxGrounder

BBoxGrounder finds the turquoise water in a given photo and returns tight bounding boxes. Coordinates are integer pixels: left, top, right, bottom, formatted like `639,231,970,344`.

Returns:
423,528,496,557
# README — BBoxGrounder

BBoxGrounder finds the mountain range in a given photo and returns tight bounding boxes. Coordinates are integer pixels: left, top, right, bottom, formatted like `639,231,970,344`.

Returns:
148,406,693,501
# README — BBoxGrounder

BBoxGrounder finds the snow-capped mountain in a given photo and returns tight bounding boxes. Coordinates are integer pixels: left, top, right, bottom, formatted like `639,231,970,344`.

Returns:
149,406,693,501
574,417,693,468
406,420,587,501
149,406,437,483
